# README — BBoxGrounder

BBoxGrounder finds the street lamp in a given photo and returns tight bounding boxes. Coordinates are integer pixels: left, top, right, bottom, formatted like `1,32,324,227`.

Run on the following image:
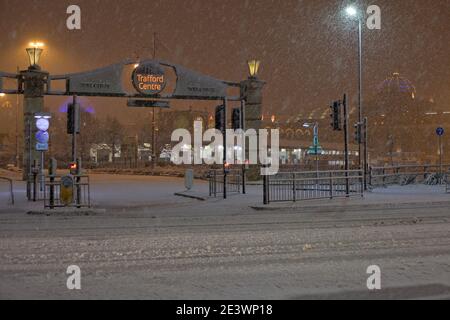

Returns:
345,5,364,174
247,60,260,78
346,6,358,17
26,42,44,68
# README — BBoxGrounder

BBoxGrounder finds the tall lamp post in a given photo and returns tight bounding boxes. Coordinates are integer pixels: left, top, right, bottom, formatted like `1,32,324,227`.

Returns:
345,5,365,181
20,41,48,182
241,59,265,201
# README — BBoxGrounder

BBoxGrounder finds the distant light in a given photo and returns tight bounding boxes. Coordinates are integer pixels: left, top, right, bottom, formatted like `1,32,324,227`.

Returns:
345,6,358,17
134,63,140,69
0,93,5,97
443,112,450,115
303,123,311,128
425,112,438,115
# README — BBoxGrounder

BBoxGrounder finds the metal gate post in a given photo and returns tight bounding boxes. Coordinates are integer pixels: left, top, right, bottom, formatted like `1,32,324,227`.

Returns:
329,172,333,199
214,170,217,198
292,173,296,202
76,158,82,208
49,158,57,209
32,160,38,202
263,168,269,205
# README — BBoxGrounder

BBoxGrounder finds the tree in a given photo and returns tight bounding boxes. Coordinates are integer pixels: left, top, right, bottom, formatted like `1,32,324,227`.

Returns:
102,116,124,164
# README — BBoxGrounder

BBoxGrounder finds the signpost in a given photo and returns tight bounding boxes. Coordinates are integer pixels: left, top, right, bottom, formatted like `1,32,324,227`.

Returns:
34,112,51,193
436,127,444,183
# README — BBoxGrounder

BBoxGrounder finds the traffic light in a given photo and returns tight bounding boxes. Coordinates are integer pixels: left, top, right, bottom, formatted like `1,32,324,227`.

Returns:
330,101,342,131
215,105,225,133
232,108,241,130
67,103,80,134
354,122,362,144
69,162,78,175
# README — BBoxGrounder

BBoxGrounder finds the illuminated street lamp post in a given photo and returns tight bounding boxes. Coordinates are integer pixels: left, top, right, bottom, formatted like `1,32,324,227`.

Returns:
345,5,365,184
19,42,48,182
241,60,265,200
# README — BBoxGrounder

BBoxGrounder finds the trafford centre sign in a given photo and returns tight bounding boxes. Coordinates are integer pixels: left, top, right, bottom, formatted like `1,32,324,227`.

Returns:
132,62,166,95
8,59,233,100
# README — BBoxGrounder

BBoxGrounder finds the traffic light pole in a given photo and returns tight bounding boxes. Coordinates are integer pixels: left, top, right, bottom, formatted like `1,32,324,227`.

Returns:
71,95,78,163
343,94,350,196
364,117,369,190
223,98,228,199
240,99,246,194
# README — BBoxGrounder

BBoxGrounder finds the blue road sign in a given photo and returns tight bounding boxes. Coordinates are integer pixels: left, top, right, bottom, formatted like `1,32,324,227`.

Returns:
436,127,445,136
36,143,49,151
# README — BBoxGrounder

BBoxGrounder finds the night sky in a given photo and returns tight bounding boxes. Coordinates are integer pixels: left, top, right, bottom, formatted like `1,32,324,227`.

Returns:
0,0,449,120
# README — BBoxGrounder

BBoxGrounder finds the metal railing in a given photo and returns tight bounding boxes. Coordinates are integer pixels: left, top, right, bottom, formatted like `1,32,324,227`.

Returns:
27,172,46,201
263,170,364,204
208,169,242,197
0,177,14,205
44,175,91,209
446,172,450,193
369,164,450,187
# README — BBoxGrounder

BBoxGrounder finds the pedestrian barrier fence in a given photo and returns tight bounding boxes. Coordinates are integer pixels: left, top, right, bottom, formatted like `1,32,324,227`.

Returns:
369,164,450,187
263,170,364,204
446,171,450,194
0,177,14,205
208,169,242,197
44,175,91,209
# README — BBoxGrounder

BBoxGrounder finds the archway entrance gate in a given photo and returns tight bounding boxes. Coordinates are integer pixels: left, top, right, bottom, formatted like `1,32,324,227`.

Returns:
0,58,265,200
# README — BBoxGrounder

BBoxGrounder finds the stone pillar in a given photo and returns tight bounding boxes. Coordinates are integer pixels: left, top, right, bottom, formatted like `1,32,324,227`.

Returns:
19,67,48,180
240,78,265,131
240,78,265,180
